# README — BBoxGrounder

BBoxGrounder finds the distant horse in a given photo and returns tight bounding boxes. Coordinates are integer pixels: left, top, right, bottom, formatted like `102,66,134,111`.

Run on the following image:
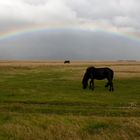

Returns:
64,60,70,64
82,66,114,91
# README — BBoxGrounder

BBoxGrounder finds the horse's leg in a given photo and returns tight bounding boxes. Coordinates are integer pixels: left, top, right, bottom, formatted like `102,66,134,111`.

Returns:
90,79,94,90
106,78,112,91
111,82,114,91
109,81,114,91
89,79,92,89
106,77,113,91
109,82,112,91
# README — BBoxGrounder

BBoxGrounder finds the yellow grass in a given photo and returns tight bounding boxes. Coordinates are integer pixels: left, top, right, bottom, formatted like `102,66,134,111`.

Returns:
1,115,140,140
0,60,140,78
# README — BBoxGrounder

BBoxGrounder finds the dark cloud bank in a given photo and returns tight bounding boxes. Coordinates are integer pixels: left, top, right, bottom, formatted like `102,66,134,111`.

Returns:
0,29,140,60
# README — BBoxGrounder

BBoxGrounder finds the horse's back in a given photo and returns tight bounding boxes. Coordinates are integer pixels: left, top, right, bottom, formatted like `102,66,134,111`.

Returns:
92,67,114,80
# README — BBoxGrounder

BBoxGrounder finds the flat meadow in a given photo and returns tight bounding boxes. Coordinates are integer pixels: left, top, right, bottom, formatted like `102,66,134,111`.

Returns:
0,60,139,140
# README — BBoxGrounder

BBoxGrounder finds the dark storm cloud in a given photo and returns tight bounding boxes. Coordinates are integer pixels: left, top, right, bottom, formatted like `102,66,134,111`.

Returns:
0,30,140,60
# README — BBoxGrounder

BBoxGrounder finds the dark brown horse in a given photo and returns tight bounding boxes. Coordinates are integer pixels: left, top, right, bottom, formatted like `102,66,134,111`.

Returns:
64,60,70,64
82,66,114,91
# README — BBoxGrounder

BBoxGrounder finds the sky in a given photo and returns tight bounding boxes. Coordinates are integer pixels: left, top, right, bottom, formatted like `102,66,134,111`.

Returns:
0,0,140,60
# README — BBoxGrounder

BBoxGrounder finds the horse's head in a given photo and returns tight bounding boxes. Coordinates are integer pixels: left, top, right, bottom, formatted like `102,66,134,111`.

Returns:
82,70,90,89
82,66,95,89
82,79,88,89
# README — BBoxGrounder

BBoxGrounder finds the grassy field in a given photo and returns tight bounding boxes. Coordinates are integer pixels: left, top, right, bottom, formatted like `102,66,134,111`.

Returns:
0,60,139,140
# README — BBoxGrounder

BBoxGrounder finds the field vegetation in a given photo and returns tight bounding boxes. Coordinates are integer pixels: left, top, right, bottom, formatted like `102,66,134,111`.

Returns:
0,60,139,140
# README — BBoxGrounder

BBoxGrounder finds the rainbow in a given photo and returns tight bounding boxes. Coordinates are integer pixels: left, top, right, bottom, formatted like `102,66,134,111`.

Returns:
0,23,140,42
0,24,54,41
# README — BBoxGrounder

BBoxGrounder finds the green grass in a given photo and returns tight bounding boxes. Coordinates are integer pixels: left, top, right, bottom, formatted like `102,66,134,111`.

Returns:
0,65,139,140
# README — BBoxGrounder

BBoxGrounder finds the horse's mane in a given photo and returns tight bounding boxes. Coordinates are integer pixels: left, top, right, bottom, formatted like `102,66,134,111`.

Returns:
82,66,95,81
86,66,95,73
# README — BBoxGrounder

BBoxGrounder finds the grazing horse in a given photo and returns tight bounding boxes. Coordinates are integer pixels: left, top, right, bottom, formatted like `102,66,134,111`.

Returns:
64,60,70,64
82,66,114,91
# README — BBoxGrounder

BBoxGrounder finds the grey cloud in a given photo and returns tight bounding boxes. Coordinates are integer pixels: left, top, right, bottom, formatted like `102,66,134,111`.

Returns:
0,19,33,32
1,0,140,32
22,0,47,5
